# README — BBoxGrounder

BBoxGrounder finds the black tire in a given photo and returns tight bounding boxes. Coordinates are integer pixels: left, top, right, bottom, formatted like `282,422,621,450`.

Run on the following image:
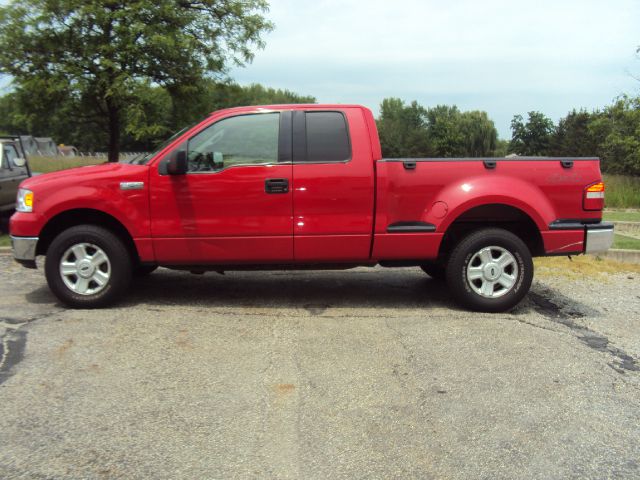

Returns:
134,265,158,277
420,262,446,281
445,228,533,312
44,225,132,308
0,213,10,234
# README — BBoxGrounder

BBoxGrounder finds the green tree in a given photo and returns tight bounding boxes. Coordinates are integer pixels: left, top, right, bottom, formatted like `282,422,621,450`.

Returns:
550,109,598,157
509,111,555,155
0,0,273,161
424,106,498,157
376,99,498,158
0,79,316,153
588,95,640,175
376,98,430,157
494,139,510,157
143,79,315,151
459,111,498,157
424,105,465,156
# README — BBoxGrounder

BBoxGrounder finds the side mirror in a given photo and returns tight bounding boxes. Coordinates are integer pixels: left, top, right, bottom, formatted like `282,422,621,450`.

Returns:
166,150,188,175
13,157,27,168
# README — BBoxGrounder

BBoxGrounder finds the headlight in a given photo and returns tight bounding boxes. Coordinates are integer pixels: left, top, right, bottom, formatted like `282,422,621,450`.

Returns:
16,188,33,213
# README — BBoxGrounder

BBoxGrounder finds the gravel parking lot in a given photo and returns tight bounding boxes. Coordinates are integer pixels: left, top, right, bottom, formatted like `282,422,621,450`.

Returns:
1,254,639,479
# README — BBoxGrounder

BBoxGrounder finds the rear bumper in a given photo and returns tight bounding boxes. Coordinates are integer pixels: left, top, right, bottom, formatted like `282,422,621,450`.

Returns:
11,235,38,269
544,220,614,255
584,223,614,254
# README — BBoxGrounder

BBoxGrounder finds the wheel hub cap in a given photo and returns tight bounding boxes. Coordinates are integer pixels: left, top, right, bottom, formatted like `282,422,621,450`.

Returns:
59,242,111,296
466,246,518,299
483,262,500,281
77,260,95,278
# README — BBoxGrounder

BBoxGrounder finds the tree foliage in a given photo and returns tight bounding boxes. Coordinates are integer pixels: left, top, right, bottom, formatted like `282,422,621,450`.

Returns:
0,80,316,153
0,0,273,161
376,98,430,157
508,97,640,175
588,96,640,175
377,98,497,158
508,111,555,156
550,109,599,157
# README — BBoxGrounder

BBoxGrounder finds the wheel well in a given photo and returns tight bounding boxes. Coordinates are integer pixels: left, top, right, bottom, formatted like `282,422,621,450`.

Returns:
37,209,139,262
439,204,544,260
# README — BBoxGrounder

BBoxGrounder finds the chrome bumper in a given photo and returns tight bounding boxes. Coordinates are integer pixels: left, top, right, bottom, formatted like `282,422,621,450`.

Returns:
585,223,614,254
11,235,38,262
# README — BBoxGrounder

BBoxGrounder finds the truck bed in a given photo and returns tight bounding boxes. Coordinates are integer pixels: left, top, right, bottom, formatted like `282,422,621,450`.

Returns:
372,156,603,259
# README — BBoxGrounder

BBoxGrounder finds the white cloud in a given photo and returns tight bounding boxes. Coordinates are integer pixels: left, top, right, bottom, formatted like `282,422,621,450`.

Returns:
231,0,640,137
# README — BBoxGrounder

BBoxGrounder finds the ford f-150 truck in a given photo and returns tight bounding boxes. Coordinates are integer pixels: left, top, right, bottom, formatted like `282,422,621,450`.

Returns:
10,104,614,311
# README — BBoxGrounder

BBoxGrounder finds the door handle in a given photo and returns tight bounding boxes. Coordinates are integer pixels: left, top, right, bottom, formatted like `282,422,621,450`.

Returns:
265,178,289,194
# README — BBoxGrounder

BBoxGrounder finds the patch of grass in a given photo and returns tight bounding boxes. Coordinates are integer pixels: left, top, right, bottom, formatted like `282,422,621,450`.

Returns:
603,210,640,222
603,174,640,209
612,233,640,250
28,155,105,173
535,255,640,280
0,234,10,247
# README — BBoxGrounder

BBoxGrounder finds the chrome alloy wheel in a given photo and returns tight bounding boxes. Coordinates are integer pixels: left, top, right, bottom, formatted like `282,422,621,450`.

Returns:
466,246,518,298
59,243,111,295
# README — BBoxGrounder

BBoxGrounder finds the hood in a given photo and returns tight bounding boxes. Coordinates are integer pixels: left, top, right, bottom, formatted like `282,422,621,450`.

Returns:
21,162,148,190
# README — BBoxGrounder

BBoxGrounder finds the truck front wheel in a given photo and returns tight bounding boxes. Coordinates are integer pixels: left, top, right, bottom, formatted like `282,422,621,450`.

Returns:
44,225,132,308
446,228,533,312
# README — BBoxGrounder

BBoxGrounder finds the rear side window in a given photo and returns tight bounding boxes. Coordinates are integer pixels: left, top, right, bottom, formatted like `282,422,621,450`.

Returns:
305,112,350,163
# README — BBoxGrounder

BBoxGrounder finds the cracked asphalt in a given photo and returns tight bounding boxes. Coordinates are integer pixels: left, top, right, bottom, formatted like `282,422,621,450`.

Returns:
1,254,639,479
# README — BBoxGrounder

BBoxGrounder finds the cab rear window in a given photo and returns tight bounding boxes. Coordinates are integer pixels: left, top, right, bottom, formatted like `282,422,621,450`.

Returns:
305,112,350,163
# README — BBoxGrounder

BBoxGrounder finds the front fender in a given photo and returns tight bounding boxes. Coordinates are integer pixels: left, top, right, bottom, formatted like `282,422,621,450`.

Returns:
40,186,150,239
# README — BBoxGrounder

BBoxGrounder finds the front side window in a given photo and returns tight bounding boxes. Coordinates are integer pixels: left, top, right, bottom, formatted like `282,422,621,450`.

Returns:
187,113,280,173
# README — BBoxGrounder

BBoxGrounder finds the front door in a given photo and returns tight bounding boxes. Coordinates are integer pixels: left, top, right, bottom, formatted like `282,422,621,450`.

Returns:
150,111,293,264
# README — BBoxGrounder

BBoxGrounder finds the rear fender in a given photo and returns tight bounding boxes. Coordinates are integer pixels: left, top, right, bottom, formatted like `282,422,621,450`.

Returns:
431,176,555,232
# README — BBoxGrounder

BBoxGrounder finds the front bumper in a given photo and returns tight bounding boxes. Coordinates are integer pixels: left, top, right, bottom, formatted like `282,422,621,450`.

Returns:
584,223,614,254
11,235,38,269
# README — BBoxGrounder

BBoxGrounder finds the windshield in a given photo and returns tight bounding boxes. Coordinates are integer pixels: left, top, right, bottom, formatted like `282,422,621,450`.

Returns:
127,121,199,165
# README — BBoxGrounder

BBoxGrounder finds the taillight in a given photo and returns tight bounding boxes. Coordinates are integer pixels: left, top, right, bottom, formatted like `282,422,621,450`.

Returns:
583,181,605,211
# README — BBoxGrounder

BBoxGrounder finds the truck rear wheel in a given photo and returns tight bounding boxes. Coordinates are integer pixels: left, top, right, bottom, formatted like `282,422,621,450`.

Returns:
44,225,132,308
445,228,533,312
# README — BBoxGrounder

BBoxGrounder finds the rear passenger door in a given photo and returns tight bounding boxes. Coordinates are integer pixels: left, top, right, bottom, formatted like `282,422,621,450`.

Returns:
291,108,375,261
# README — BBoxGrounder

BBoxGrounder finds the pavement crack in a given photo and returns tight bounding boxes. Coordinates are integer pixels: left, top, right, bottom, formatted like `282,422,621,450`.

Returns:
526,288,639,375
384,318,419,387
514,317,561,334
0,329,28,385
0,309,61,385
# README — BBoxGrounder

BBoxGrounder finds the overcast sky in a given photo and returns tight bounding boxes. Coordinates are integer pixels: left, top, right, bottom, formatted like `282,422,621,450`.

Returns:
230,0,640,138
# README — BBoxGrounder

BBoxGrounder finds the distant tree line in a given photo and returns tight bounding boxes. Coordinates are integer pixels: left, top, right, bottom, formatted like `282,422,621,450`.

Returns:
0,80,315,154
376,96,640,176
376,98,501,158
2,80,639,177
0,1,637,175
509,96,640,176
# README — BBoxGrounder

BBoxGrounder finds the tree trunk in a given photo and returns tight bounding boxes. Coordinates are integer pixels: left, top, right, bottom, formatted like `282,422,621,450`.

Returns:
107,102,120,163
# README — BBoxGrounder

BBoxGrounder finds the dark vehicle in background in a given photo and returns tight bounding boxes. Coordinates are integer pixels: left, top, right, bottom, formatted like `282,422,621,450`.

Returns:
0,137,31,217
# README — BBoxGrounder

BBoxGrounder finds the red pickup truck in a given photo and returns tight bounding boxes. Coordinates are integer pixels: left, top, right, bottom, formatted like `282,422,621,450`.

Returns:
10,104,614,311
